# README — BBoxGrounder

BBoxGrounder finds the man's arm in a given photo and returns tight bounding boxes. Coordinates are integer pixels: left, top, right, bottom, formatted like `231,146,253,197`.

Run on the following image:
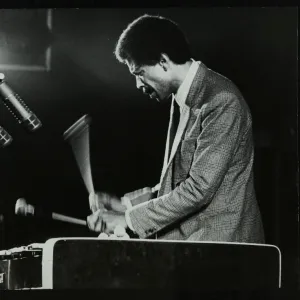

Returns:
126,93,251,238
121,185,160,232
87,185,160,234
121,184,160,208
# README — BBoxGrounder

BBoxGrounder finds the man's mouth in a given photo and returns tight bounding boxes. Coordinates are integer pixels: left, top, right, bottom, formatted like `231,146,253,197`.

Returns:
149,90,157,99
142,86,157,99
142,86,153,95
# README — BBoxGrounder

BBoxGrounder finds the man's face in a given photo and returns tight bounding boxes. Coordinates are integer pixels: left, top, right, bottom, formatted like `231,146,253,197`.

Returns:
126,60,174,102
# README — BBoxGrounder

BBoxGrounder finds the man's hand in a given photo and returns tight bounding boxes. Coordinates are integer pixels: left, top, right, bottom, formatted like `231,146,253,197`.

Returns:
102,211,128,235
87,210,127,234
89,191,126,213
87,209,104,232
123,187,153,202
122,187,155,207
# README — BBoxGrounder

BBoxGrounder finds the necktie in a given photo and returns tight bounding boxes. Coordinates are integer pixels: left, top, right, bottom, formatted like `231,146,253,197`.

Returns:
168,100,180,162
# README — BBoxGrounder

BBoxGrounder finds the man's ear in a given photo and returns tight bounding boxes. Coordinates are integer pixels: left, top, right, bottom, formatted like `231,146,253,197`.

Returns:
159,53,171,71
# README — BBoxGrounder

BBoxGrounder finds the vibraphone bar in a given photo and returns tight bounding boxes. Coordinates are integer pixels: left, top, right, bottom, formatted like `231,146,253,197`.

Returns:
0,238,281,290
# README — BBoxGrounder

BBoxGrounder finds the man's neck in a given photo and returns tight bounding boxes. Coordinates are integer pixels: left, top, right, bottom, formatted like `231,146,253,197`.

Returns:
172,60,193,92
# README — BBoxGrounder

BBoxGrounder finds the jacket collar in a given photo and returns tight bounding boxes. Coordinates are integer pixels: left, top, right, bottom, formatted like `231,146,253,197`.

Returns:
173,59,200,110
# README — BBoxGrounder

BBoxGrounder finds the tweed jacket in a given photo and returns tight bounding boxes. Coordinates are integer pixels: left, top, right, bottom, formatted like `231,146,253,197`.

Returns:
125,62,265,243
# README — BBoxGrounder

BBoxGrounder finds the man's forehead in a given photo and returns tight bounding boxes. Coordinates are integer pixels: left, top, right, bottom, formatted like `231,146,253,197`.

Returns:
126,60,141,74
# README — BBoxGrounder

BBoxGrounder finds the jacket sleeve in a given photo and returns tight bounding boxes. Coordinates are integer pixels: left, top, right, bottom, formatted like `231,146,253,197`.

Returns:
121,184,161,208
127,93,251,238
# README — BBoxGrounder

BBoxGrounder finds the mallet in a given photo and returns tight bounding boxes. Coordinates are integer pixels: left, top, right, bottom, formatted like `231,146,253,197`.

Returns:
63,115,96,210
15,198,87,226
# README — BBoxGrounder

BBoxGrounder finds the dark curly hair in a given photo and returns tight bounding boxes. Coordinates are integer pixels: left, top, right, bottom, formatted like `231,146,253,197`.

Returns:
114,14,192,66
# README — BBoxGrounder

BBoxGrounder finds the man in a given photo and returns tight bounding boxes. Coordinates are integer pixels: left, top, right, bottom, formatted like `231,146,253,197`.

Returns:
87,14,265,243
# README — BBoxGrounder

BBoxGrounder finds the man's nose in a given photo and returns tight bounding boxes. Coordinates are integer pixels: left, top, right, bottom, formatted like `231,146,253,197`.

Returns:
136,76,144,89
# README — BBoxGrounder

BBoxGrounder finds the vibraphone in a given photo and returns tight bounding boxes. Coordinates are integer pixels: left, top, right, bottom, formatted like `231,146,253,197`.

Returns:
0,238,281,290
0,243,43,289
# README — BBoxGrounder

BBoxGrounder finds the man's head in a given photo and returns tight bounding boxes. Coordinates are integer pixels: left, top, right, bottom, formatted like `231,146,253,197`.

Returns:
114,14,192,102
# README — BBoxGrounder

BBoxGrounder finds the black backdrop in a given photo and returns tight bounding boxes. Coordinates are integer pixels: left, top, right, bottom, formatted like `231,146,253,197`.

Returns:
0,8,298,288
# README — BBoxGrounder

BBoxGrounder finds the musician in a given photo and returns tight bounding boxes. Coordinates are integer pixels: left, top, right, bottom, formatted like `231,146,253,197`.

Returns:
87,14,265,243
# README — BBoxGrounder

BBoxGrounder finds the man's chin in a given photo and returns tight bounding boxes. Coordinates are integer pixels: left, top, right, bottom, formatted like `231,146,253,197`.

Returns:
152,95,161,103
149,92,160,102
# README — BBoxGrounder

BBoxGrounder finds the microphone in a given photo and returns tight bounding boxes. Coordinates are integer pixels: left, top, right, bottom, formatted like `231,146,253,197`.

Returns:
0,73,42,132
0,125,13,148
15,198,87,226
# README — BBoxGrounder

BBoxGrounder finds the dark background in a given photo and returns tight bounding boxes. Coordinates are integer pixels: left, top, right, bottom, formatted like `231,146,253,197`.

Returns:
0,8,298,289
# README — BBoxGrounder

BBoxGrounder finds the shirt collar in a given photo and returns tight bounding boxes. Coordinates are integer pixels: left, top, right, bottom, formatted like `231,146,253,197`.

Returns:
173,59,200,109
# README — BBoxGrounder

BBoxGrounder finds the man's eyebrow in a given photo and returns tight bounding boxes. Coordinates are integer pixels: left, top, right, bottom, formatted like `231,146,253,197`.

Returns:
130,64,142,75
132,69,141,75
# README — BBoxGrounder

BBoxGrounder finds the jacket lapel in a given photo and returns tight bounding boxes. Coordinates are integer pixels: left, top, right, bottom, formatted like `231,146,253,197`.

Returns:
159,62,207,190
